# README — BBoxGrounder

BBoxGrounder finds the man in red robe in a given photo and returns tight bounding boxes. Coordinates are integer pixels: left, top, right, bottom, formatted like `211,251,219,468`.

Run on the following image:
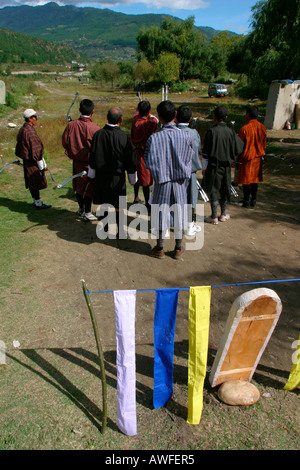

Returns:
131,100,158,210
237,105,267,208
15,108,51,210
62,99,100,220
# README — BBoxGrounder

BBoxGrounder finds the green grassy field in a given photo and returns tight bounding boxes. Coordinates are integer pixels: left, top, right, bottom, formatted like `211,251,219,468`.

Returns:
0,77,299,451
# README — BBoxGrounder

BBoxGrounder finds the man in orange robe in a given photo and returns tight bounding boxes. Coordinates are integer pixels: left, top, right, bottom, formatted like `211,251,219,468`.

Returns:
237,105,267,207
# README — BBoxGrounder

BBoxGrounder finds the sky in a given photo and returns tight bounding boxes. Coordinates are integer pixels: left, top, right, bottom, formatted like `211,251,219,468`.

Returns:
0,0,259,35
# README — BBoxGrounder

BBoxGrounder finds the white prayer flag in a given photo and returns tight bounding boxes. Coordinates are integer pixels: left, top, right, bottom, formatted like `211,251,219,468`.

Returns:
113,290,137,436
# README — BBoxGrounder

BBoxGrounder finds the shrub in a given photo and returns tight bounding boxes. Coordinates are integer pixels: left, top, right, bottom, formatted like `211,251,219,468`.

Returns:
172,81,189,93
5,91,18,109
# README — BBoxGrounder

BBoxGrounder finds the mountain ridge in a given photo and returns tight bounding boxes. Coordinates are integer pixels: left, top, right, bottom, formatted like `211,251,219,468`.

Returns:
0,2,236,61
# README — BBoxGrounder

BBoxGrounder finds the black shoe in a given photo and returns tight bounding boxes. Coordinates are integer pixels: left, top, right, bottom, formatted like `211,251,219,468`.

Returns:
173,248,184,260
149,247,165,259
132,197,144,204
237,200,250,208
250,199,256,207
35,202,51,210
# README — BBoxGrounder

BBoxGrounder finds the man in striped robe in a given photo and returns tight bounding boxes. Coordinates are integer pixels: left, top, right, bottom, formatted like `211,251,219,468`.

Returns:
15,108,51,210
237,105,267,207
144,100,194,260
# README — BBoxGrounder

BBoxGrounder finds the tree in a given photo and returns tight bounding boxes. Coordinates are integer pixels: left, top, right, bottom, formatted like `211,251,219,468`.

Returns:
249,0,300,80
136,25,164,63
208,32,235,78
227,36,250,75
136,16,211,80
134,58,155,83
118,60,135,79
180,28,210,80
102,61,120,88
90,61,106,86
228,0,300,95
90,61,120,87
155,52,180,83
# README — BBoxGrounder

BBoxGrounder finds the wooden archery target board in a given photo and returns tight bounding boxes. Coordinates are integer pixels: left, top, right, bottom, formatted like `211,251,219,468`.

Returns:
210,288,282,388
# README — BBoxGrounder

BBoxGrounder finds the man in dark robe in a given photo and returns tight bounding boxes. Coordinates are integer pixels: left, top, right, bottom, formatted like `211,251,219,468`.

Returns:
202,106,244,224
88,107,137,237
15,108,51,210
62,99,100,221
176,104,202,236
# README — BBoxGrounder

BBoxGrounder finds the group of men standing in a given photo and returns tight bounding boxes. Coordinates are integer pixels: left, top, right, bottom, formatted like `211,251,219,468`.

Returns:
15,97,267,259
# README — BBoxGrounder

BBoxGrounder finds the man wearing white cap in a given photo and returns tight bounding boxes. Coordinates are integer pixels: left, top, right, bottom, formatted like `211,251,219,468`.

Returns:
15,109,51,209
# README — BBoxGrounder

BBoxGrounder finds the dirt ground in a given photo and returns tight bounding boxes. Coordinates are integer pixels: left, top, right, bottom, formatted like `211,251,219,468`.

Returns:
1,96,299,449
14,133,299,365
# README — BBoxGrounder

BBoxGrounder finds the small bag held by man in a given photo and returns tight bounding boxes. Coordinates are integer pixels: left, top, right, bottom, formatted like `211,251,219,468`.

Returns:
37,157,47,171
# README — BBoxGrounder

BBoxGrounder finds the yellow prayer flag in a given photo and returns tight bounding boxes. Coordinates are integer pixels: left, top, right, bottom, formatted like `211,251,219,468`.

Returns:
284,334,300,391
187,286,211,425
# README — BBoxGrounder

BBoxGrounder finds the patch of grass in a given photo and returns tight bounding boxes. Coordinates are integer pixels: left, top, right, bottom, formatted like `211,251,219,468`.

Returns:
264,150,300,177
1,348,298,450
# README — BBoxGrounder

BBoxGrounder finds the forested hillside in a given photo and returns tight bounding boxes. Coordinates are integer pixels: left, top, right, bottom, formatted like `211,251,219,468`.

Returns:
0,28,86,65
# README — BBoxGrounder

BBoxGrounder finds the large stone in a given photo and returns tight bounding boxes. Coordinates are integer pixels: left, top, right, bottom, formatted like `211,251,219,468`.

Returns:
0,80,5,105
295,102,300,130
218,380,260,406
264,81,300,130
209,288,282,387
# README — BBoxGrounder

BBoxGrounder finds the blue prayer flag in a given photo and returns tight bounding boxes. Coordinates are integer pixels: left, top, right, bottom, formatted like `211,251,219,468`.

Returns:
153,288,179,409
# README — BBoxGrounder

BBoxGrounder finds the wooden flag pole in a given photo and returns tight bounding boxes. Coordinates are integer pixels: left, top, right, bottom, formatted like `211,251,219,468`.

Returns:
81,279,107,433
